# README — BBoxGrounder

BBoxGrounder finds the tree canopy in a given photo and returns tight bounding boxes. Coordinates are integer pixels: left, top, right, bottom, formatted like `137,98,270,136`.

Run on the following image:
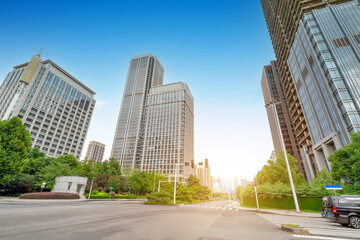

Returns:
256,151,306,185
0,117,32,184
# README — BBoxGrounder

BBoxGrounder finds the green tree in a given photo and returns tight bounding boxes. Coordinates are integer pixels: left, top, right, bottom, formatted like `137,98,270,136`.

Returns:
328,132,360,185
0,117,32,184
107,157,121,176
127,170,153,195
235,185,244,200
256,151,306,185
176,184,193,202
186,175,200,187
107,175,128,193
37,162,76,190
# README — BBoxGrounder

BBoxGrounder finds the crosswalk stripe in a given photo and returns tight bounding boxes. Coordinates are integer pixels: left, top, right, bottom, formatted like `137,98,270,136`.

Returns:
222,207,227,210
229,208,233,211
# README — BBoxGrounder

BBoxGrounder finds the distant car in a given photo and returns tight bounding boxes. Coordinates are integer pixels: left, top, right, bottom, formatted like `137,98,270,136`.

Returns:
321,195,360,229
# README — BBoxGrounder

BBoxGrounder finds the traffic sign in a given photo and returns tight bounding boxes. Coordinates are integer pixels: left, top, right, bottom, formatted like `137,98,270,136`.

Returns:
109,186,114,190
325,185,342,190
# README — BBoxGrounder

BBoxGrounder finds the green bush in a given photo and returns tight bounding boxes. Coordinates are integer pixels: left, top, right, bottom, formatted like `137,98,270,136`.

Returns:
146,191,172,204
91,190,99,195
241,196,322,211
19,192,80,199
86,192,144,199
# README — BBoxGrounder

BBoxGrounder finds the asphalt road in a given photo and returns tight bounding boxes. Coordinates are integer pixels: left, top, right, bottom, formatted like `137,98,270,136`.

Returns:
0,200,327,240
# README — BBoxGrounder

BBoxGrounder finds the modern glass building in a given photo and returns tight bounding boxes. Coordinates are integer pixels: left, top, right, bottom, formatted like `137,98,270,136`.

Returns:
261,61,310,180
0,55,96,159
140,82,194,178
111,54,164,169
287,0,360,171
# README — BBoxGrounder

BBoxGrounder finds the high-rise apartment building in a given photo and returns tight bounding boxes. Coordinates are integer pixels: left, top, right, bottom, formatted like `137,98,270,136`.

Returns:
85,141,105,163
261,61,310,179
111,54,194,178
0,55,96,159
111,54,164,169
287,0,360,171
195,161,213,192
261,0,352,174
140,82,194,178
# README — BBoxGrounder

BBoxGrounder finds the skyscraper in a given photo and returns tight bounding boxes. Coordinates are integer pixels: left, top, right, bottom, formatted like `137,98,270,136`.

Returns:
140,82,194,178
261,0,352,174
111,54,164,169
0,55,96,159
195,161,213,191
85,141,105,163
261,61,310,180
287,0,360,171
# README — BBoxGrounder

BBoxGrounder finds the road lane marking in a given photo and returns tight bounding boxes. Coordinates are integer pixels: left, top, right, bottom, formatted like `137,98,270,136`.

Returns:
292,235,351,240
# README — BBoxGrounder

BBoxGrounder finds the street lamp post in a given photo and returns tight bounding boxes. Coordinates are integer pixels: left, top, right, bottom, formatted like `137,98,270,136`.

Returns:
173,164,184,205
265,99,301,213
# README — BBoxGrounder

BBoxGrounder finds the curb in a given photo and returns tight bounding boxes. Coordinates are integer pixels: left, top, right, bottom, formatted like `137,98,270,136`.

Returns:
232,206,321,218
281,225,310,235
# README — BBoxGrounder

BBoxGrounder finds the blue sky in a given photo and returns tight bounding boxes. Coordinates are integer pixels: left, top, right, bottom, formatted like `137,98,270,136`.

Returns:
0,0,276,180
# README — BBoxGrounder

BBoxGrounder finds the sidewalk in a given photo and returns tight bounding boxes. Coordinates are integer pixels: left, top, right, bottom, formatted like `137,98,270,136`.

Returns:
229,201,320,218
0,197,145,203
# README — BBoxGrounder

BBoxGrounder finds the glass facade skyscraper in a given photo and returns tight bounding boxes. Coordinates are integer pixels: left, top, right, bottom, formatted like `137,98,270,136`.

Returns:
261,61,310,180
140,82,194,177
288,0,360,171
111,54,164,169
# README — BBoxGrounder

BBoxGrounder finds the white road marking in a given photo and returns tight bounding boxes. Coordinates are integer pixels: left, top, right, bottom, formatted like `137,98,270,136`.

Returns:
228,208,232,211
222,207,227,210
216,207,221,209
292,235,351,240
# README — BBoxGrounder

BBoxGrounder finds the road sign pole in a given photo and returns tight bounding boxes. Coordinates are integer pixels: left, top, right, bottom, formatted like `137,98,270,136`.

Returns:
255,185,259,210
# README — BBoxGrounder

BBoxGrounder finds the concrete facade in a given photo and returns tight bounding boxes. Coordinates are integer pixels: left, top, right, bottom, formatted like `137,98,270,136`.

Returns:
0,55,96,160
52,176,88,195
85,141,105,163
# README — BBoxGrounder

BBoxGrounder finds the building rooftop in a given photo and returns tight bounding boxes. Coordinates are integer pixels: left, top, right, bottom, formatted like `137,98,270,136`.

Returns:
13,59,96,95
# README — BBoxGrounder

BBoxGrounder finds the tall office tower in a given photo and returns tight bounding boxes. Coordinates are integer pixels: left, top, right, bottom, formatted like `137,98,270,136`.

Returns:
233,178,239,189
260,0,351,174
195,161,212,191
85,141,105,163
261,61,311,180
111,54,164,169
0,55,96,159
287,0,360,171
140,82,194,178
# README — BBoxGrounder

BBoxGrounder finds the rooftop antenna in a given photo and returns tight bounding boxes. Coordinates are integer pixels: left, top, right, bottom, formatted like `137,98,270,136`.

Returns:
32,47,47,58
36,47,44,57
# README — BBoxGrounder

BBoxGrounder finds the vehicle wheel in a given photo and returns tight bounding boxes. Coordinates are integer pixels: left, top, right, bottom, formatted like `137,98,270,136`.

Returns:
340,223,349,227
349,216,360,229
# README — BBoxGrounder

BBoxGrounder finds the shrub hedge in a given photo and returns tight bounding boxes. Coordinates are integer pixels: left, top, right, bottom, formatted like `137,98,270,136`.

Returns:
85,192,143,199
19,192,80,199
241,196,322,211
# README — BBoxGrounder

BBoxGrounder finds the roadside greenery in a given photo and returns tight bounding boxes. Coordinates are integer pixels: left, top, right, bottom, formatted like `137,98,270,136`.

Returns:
0,117,32,185
239,133,360,210
145,175,211,204
0,117,212,201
